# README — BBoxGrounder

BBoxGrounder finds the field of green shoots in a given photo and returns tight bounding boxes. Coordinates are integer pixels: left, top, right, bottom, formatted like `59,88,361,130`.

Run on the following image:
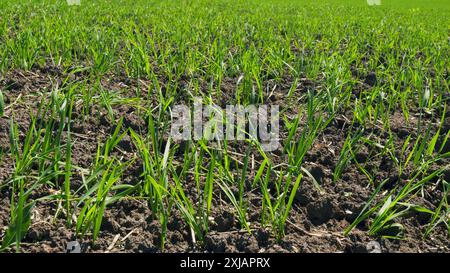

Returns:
0,0,449,253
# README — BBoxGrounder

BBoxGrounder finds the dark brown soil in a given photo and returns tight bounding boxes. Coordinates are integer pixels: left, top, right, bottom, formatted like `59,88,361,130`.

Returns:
0,67,449,253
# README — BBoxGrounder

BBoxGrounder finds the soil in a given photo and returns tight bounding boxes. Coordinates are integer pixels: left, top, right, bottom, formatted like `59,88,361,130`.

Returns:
0,66,449,253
